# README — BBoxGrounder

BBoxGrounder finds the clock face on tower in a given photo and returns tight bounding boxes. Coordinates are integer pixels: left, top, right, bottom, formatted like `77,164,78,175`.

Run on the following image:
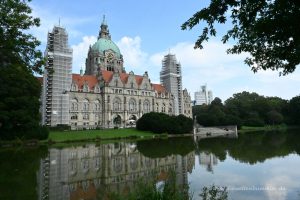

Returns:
107,52,114,61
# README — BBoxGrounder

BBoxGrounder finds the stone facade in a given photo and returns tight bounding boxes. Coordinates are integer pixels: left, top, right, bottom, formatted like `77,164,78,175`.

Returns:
41,18,192,129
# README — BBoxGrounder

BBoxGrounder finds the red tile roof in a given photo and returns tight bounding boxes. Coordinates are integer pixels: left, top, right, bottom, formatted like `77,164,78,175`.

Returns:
101,70,113,83
100,70,145,86
135,75,143,85
72,74,98,89
152,83,166,93
120,73,129,84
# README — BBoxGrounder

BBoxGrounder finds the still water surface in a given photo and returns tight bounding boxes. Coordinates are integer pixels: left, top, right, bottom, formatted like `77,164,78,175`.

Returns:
0,130,300,200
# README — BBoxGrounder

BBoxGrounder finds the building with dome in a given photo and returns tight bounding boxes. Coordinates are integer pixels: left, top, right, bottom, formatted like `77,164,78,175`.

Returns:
41,18,192,129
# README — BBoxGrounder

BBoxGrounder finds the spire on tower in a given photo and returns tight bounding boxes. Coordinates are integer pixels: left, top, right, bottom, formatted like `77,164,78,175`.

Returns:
98,15,111,40
102,15,107,25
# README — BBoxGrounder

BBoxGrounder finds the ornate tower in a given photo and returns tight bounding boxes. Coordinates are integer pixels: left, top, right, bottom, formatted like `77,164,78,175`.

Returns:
85,16,124,75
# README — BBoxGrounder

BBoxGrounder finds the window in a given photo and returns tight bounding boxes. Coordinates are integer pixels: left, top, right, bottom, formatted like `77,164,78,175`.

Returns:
83,99,89,111
143,100,150,113
71,99,78,111
83,113,89,120
71,83,77,91
94,100,101,111
129,99,136,112
83,84,89,92
162,103,166,113
113,98,122,111
71,114,77,120
156,103,159,112
94,86,100,93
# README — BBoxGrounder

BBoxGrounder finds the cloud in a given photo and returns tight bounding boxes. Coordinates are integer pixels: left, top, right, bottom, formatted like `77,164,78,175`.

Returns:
29,3,93,45
149,41,250,98
149,40,300,101
264,176,291,200
117,36,148,72
71,36,97,73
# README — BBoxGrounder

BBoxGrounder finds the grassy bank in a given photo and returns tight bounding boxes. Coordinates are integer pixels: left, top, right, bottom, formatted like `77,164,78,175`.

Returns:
239,125,290,133
48,128,161,143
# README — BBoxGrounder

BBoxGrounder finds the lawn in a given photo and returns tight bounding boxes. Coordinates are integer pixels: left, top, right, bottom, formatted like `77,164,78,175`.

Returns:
239,125,288,133
48,128,157,142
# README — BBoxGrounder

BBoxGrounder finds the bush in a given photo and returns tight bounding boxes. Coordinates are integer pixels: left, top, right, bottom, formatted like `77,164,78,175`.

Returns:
136,112,193,134
49,124,71,131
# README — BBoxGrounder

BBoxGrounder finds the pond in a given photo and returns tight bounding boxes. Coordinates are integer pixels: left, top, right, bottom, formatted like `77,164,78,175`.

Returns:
0,130,300,200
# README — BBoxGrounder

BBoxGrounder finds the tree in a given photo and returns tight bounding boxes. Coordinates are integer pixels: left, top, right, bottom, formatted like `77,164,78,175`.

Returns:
0,0,44,73
266,110,283,125
182,0,300,75
288,96,300,125
0,0,48,139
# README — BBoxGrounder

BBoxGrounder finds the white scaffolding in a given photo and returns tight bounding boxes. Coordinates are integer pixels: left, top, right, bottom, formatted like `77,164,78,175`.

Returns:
42,26,72,126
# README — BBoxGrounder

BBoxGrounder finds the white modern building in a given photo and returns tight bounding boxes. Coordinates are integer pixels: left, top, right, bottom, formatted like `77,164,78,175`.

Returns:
194,85,213,105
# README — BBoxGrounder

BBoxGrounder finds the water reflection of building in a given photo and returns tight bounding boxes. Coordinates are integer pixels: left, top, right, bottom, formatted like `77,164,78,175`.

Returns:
198,152,218,173
37,143,195,200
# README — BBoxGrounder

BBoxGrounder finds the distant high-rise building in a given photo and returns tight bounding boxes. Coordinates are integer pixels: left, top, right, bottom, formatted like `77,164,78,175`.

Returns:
160,54,183,115
42,26,73,126
194,85,213,105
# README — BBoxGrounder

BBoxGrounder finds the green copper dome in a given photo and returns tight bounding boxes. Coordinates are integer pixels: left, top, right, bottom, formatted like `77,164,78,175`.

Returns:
91,38,121,58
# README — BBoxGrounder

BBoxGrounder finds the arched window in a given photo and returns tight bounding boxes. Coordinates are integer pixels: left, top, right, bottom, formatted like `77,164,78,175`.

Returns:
113,98,122,111
169,103,173,114
156,103,159,112
94,100,101,111
129,99,136,112
71,99,78,111
83,113,89,120
94,86,100,93
83,99,89,111
71,83,77,91
162,103,166,113
143,100,150,113
83,84,89,92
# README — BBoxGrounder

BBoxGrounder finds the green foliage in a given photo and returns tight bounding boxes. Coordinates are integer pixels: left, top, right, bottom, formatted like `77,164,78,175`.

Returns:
193,92,298,127
266,110,284,125
0,0,44,74
288,96,300,125
0,65,49,140
136,112,193,134
0,0,46,140
182,0,300,75
199,185,228,200
101,171,191,200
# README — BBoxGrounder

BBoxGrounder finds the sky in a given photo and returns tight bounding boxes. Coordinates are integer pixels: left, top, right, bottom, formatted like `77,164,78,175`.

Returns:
29,0,300,101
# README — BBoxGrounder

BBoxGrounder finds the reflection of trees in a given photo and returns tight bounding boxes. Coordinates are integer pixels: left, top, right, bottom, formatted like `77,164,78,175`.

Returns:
137,137,195,158
197,130,300,164
0,146,48,199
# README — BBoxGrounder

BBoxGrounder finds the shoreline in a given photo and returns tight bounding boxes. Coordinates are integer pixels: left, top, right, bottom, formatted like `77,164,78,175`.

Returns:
1,126,299,148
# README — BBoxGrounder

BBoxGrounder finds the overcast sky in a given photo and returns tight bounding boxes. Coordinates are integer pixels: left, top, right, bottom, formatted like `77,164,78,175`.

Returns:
30,0,300,101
